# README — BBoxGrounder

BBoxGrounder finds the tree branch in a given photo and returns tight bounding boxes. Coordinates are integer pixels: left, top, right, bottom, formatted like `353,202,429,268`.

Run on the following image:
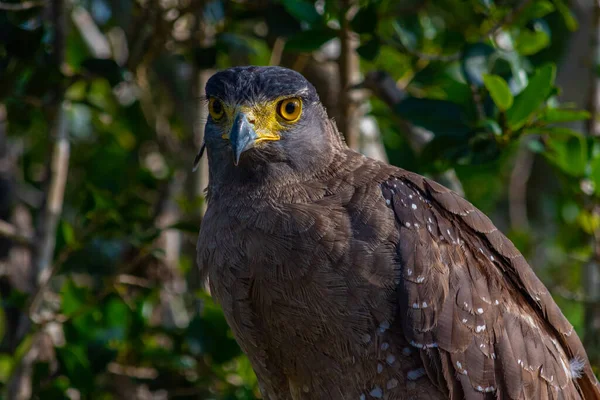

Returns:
35,103,69,286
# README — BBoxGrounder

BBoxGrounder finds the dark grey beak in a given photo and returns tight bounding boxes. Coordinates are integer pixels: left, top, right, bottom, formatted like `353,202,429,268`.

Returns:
229,112,258,165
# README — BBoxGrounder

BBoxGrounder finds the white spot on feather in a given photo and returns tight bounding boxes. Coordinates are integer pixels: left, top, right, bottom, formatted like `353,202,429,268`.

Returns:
416,276,425,283
405,222,411,228
386,378,399,389
477,308,484,314
378,321,390,334
462,318,468,323
362,334,371,343
476,325,486,333
407,368,426,381
409,194,413,199
494,299,500,305
385,199,391,206
412,303,419,309
428,217,433,223
402,347,411,355
386,354,396,365
369,386,383,398
411,203,417,210
406,269,413,276
360,395,366,400
414,223,420,228
490,255,495,261
381,342,389,351
377,363,383,374
422,301,428,308
456,361,462,369
569,357,585,379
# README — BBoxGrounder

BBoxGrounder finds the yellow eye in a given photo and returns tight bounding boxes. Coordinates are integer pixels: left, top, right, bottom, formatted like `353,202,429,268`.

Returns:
277,98,302,121
209,98,225,120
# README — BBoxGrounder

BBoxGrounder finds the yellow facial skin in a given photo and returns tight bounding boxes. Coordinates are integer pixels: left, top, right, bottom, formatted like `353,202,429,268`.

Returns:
209,97,303,144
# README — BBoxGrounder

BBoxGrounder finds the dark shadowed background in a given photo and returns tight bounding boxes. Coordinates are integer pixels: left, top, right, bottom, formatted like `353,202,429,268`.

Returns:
0,0,599,398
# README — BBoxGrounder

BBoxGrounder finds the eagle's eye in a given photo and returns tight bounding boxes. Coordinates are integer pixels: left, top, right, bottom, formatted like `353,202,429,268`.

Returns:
209,98,225,120
277,98,302,121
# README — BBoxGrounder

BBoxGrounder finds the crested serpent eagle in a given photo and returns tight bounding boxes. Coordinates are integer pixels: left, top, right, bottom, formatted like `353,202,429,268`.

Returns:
196,66,600,400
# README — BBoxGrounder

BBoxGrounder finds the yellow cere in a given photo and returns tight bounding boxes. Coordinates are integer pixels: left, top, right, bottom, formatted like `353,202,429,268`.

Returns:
211,97,303,143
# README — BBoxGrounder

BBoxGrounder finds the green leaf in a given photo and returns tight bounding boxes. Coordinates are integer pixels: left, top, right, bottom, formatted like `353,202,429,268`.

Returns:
356,37,380,61
60,220,76,246
482,74,513,111
516,0,555,24
57,345,94,393
515,29,550,56
590,155,600,194
351,4,378,34
540,108,591,123
553,0,578,31
281,0,321,26
543,128,588,176
506,64,556,130
61,279,88,316
284,28,337,52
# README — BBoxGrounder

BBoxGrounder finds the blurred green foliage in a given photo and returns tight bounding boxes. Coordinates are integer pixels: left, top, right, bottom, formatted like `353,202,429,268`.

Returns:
0,0,599,398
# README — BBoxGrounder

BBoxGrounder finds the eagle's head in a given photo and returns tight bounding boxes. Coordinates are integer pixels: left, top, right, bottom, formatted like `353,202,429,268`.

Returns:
201,66,341,188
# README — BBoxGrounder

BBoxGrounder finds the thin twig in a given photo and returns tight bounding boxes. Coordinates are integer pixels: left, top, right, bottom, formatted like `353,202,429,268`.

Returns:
269,37,285,66
0,1,44,11
0,219,34,246
35,103,70,286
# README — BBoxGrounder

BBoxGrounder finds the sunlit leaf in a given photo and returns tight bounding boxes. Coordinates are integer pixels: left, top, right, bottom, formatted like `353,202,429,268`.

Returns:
540,108,591,123
506,63,556,130
483,74,513,111
553,0,578,31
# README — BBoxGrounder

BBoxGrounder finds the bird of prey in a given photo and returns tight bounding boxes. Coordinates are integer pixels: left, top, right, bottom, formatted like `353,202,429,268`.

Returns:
196,66,600,400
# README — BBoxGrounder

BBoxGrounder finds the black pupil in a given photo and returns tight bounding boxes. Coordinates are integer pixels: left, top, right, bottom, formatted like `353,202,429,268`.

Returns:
284,101,296,115
212,100,222,114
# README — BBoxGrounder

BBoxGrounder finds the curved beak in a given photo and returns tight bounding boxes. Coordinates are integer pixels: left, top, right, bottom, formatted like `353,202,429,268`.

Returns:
229,112,258,165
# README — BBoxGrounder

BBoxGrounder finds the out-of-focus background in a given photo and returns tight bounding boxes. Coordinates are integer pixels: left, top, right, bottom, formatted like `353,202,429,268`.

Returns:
0,0,599,398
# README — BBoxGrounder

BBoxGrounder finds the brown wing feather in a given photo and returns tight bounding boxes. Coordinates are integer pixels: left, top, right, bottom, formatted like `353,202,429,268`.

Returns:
380,171,600,400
